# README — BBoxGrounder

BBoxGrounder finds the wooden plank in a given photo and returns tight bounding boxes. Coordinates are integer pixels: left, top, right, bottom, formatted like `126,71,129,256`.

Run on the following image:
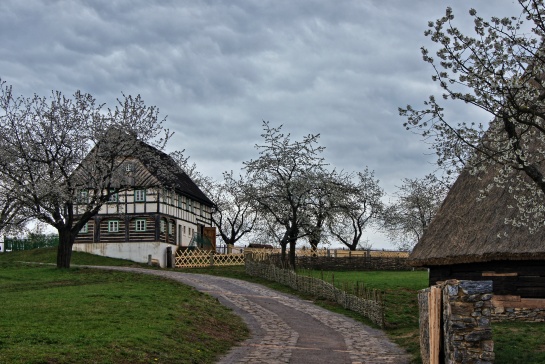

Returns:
429,286,442,364
492,295,521,302
493,295,545,308
482,272,518,277
512,298,545,309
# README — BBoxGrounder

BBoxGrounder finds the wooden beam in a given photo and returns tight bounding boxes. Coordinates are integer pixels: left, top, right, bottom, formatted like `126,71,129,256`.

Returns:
429,286,442,364
482,272,518,277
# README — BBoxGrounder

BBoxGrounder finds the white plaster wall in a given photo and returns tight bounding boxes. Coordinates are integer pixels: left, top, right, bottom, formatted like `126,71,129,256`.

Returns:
73,242,177,268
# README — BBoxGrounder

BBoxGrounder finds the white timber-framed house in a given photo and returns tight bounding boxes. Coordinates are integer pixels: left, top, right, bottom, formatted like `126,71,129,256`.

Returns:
72,140,215,267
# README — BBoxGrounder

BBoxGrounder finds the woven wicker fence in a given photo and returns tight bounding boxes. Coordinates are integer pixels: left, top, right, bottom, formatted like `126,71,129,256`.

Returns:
244,258,385,328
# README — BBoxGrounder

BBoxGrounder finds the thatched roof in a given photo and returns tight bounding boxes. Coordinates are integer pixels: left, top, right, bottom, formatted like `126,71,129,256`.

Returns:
409,163,545,267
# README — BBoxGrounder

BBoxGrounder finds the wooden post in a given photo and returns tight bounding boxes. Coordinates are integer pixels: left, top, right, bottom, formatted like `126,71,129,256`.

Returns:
429,286,442,364
166,246,172,268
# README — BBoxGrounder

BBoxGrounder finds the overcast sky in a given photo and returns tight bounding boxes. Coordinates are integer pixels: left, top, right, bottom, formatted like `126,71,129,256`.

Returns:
0,0,523,248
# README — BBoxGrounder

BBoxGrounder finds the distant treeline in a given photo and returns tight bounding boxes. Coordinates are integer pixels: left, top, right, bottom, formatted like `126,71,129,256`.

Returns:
4,234,59,251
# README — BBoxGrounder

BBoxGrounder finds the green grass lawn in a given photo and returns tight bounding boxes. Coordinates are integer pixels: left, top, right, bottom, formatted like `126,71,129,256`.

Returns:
3,249,543,364
493,321,545,364
0,250,248,364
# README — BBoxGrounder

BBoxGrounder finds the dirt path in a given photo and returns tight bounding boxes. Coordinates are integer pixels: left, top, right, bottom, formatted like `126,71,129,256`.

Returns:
88,266,410,364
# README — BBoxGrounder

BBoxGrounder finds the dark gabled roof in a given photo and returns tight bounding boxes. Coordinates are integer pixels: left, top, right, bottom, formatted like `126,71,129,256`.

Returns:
409,159,545,267
73,129,213,207
136,140,213,206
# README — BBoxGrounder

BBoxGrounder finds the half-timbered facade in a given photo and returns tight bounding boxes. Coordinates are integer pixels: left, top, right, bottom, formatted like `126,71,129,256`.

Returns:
73,145,215,267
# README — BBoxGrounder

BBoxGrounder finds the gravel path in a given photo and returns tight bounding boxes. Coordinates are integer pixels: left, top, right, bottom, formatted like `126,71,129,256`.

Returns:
88,266,411,364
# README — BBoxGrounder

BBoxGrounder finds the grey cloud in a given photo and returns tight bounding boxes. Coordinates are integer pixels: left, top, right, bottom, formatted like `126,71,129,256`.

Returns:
0,0,525,247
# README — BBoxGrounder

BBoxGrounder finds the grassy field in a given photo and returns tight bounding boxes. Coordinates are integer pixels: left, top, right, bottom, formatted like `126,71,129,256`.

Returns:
0,249,248,364
3,249,544,363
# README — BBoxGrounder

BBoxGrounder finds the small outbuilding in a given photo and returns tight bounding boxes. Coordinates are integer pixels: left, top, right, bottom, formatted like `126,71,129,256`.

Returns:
409,162,545,307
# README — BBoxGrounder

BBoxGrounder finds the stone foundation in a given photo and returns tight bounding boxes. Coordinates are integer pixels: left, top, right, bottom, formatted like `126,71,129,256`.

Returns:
491,296,545,322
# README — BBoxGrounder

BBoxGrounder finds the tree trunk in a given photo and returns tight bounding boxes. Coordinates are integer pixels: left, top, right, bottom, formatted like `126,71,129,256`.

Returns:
289,239,296,269
280,230,289,265
56,229,74,269
280,241,287,266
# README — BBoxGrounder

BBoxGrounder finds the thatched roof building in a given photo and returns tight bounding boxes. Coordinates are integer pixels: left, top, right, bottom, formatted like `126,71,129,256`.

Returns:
409,158,545,299
410,167,545,267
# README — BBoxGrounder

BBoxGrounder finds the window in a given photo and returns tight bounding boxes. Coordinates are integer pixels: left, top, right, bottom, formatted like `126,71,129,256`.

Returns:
183,226,186,235
125,163,134,172
178,195,183,208
134,189,146,202
169,222,174,235
160,220,166,233
188,200,193,213
135,219,146,231
108,220,119,232
80,223,89,234
108,189,118,203
78,190,89,204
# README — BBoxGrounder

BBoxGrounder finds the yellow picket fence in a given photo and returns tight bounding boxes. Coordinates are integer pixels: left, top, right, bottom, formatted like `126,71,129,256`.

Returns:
174,248,245,268
174,247,409,269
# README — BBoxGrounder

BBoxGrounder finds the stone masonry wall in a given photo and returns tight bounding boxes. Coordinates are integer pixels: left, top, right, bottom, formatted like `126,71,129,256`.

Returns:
419,280,495,364
492,303,545,322
443,280,494,364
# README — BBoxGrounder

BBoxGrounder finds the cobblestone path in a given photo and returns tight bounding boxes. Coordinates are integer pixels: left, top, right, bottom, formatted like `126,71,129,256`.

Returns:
90,266,411,364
